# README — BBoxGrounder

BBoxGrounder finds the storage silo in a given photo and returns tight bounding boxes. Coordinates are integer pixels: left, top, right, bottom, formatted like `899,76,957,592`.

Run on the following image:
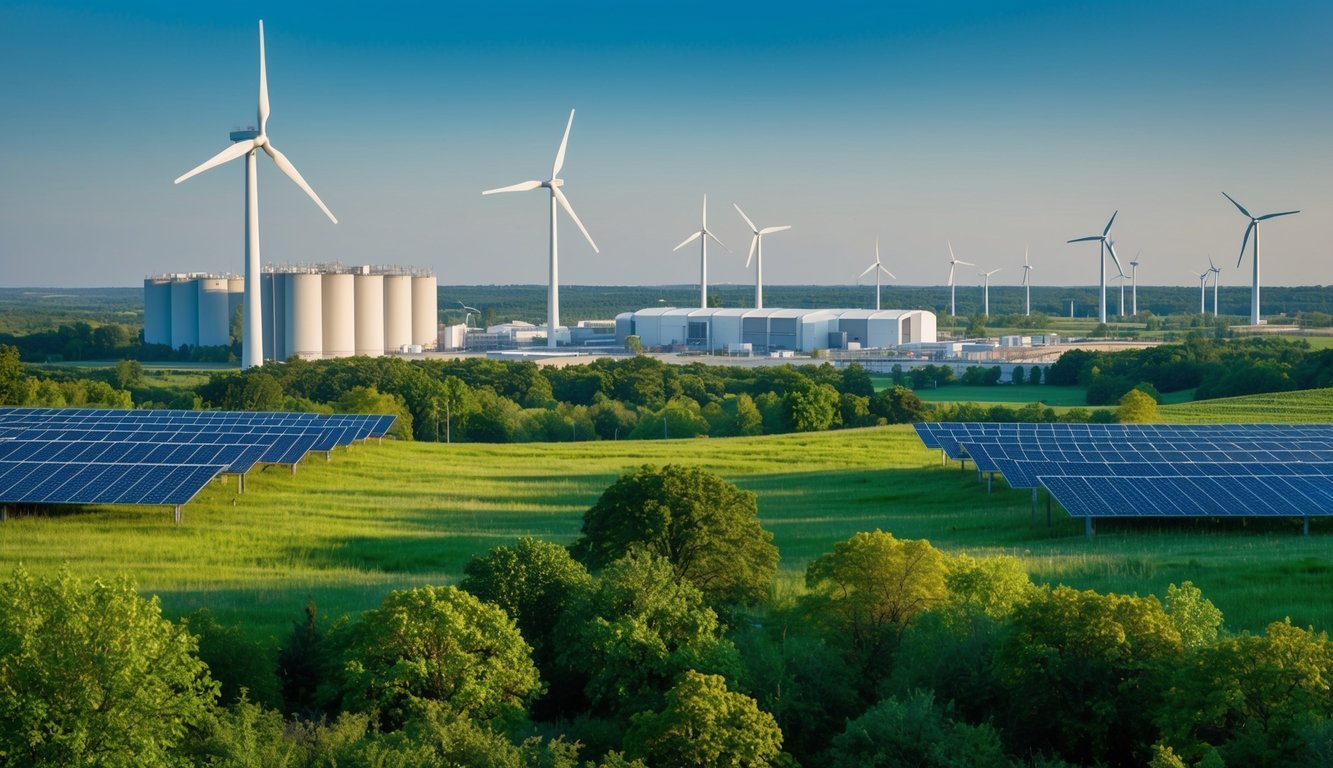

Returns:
197,277,231,347
354,272,385,356
382,274,413,352
322,272,355,357
143,278,173,346
411,274,438,350
285,272,324,359
266,272,289,362
227,278,244,342
170,278,199,349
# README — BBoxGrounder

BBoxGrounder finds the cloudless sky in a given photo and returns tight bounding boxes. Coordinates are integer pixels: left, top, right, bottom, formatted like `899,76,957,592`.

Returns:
1,0,1329,289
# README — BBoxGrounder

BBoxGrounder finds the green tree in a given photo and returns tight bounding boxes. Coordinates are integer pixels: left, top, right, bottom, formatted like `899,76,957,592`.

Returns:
624,671,784,768
1164,581,1223,649
336,584,541,730
1029,365,1043,385
1011,365,1026,385
625,334,643,354
111,358,144,389
1117,387,1159,423
872,385,926,424
185,608,282,709
461,537,593,661
730,392,764,436
0,567,218,768
570,464,778,605
825,690,1007,768
841,362,875,397
784,383,842,432
0,344,27,404
335,384,414,440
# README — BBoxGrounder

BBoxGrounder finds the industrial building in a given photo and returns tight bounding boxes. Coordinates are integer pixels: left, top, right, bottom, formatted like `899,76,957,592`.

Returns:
615,307,937,353
144,265,437,360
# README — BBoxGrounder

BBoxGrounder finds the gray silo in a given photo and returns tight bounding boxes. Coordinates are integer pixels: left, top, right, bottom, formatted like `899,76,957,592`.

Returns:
286,272,324,359
354,272,385,356
411,274,438,350
264,272,289,362
322,272,356,357
170,278,199,349
197,277,232,347
382,274,413,352
143,278,173,346
227,278,244,344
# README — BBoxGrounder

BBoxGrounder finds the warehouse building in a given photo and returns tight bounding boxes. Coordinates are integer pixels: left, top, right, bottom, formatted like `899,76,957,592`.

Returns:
615,307,937,353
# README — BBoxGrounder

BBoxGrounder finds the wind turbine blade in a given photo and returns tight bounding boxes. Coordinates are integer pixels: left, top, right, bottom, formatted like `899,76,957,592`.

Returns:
263,143,337,223
1103,210,1118,236
673,231,702,251
1208,255,1216,270
1105,238,1123,276
1021,270,1029,286
1257,210,1300,221
759,225,790,235
1024,245,1029,266
746,235,758,268
257,20,270,135
955,260,975,267
947,240,956,263
880,265,896,280
875,238,881,265
482,180,543,195
948,264,956,286
552,109,574,178
551,186,598,252
701,194,708,229
175,140,254,184
1221,191,1251,218
704,229,730,252
857,264,877,281
733,203,758,233
1067,235,1102,243
1238,221,1254,267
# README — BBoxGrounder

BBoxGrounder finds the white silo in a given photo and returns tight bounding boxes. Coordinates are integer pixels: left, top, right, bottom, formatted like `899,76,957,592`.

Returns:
143,278,173,346
411,274,438,350
266,272,289,362
322,272,355,357
354,272,385,356
170,278,200,349
286,272,324,359
197,277,231,347
383,274,413,352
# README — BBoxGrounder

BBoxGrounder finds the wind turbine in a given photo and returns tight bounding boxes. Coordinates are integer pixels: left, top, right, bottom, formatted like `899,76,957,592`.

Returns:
1020,246,1034,316
1129,253,1141,316
979,268,1001,316
458,301,481,329
1191,268,1209,314
672,195,729,309
856,239,896,311
1066,211,1123,324
1222,192,1299,326
483,110,599,348
946,242,974,317
1208,257,1222,317
175,20,337,369
734,204,790,309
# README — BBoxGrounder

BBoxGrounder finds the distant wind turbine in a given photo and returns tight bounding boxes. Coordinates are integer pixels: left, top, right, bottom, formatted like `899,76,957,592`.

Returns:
483,109,599,348
1208,256,1222,317
979,268,1001,316
946,242,974,317
1222,192,1299,326
1020,246,1034,316
673,195,729,309
734,204,790,309
856,239,896,311
175,20,337,369
1066,211,1123,324
1192,268,1210,314
1129,253,1141,316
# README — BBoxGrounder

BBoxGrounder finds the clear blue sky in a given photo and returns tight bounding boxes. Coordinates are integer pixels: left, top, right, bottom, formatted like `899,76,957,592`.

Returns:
1,0,1329,289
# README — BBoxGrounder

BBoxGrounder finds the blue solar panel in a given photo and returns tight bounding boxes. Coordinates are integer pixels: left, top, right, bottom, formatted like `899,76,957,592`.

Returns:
1040,475,1333,518
0,461,223,506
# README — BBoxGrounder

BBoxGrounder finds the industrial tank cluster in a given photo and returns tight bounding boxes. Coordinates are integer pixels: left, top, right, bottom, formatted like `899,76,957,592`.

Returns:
144,265,437,360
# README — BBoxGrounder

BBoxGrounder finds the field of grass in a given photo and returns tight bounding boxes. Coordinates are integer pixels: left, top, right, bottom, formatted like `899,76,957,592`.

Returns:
1160,387,1333,423
1,424,1329,643
871,381,1195,408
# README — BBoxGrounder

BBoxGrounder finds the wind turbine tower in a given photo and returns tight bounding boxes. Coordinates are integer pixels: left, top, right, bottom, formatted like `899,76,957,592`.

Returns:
1129,253,1141,316
1021,246,1034,316
1208,257,1222,317
174,21,338,369
673,195,729,309
1066,211,1123,324
856,239,896,311
483,110,599,348
734,204,790,309
946,242,974,317
1192,269,1209,314
1222,192,1299,326
979,268,1001,316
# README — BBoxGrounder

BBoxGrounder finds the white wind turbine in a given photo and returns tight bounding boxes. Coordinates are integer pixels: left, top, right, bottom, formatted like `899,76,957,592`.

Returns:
1066,211,1123,324
672,195,728,309
856,239,896,311
734,204,790,309
1020,246,1034,316
1129,253,1141,316
946,242,974,317
175,20,337,369
484,110,599,348
1222,192,1299,326
1208,257,1222,317
1191,268,1209,314
979,268,1001,316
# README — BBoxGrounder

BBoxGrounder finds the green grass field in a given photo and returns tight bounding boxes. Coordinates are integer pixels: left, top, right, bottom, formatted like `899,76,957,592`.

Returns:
2,415,1329,642
871,381,1196,408
1159,387,1333,423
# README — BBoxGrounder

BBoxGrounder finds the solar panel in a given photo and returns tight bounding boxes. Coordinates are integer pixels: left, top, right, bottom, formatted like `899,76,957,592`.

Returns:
1040,475,1333,518
0,461,223,506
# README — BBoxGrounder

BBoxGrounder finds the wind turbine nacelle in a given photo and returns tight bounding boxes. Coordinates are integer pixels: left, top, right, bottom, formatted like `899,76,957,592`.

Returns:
230,129,260,142
546,179,562,188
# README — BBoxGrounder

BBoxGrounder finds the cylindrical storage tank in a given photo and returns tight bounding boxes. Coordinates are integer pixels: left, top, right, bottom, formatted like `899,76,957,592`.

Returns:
197,278,231,347
170,279,199,349
285,272,323,360
227,278,244,342
321,272,355,358
143,278,173,346
269,273,289,362
354,273,384,356
382,275,413,353
411,275,438,350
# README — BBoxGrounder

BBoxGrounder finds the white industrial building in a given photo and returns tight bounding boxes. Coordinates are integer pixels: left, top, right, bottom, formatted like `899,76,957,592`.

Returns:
145,264,437,360
615,307,937,353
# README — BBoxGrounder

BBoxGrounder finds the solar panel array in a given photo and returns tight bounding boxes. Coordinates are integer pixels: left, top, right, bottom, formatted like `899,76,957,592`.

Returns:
0,407,396,509
913,422,1333,522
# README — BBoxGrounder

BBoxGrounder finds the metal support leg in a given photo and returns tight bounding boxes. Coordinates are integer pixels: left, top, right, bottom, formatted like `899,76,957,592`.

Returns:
326,450,332,462
1085,517,1094,539
173,505,182,526
239,473,245,495
1,506,6,522
1046,493,1052,528
1031,488,1037,521
291,463,296,476
941,449,946,466
987,473,992,494
1304,516,1310,536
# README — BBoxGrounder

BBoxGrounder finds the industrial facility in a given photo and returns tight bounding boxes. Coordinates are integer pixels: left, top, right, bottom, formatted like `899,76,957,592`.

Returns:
615,307,937,353
144,265,437,360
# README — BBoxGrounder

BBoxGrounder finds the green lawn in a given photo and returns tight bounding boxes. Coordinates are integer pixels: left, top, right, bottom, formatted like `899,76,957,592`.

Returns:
1,425,1328,642
1160,387,1333,423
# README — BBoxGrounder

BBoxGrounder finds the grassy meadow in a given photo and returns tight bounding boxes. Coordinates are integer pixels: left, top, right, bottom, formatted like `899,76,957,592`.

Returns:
2,405,1330,641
